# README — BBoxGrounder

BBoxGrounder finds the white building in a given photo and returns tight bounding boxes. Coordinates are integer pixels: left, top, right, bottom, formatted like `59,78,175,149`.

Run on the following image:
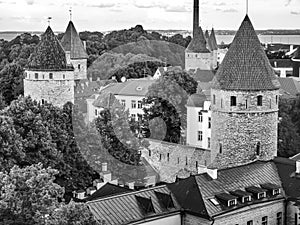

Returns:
186,92,211,150
86,79,155,123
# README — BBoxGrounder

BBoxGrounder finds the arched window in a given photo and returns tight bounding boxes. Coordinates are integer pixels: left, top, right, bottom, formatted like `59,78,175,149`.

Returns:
257,95,263,106
256,142,261,156
230,96,237,106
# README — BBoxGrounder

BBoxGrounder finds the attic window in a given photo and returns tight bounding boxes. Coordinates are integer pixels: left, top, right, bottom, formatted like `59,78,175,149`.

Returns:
213,95,216,105
135,196,155,214
154,191,175,209
243,196,251,203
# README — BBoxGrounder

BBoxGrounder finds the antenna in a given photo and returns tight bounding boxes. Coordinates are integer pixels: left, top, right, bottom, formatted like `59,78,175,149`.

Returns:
246,0,249,15
69,7,72,21
47,17,52,26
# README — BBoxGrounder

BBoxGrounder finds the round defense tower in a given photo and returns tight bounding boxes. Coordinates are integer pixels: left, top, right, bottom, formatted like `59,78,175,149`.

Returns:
24,26,75,108
210,15,280,169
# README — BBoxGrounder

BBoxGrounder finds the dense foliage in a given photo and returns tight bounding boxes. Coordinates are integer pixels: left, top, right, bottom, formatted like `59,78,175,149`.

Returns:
278,96,300,157
142,69,197,143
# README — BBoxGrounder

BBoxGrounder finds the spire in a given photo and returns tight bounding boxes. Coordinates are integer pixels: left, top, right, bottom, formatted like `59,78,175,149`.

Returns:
212,15,280,91
204,30,210,40
186,26,210,53
209,28,218,51
28,26,69,71
61,21,88,59
193,0,199,37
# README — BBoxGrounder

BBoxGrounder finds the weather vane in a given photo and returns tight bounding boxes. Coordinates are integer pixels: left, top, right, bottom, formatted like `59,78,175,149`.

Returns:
69,7,72,21
47,17,52,26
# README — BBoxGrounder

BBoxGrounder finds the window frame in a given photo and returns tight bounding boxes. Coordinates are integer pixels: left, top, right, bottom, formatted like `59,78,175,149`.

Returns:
257,95,263,106
230,96,237,106
198,131,203,141
131,100,137,109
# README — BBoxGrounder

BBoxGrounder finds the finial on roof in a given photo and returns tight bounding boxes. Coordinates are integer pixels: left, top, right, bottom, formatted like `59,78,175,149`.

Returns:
69,7,72,21
47,17,52,26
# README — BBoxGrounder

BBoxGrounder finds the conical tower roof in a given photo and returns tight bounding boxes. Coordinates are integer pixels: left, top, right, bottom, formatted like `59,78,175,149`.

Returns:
212,15,280,91
186,26,210,53
61,21,88,59
204,30,210,40
28,26,70,71
209,28,218,51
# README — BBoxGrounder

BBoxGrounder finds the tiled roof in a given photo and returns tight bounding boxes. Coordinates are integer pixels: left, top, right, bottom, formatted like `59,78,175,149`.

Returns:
186,26,210,53
28,26,71,71
278,77,300,97
87,185,181,225
193,69,215,82
274,157,300,199
93,92,116,108
212,15,280,91
85,183,132,202
209,28,218,51
171,161,283,217
186,93,207,107
61,21,88,59
98,79,155,97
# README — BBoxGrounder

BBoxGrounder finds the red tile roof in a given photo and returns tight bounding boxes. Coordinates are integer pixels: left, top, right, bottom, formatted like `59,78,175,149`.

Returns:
61,21,88,59
212,15,280,91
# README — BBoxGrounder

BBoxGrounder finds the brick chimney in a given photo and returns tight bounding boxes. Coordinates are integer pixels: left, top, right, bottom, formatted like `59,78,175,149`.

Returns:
193,0,199,37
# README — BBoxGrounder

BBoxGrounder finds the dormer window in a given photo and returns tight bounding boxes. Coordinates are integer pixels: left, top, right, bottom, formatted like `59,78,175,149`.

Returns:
261,183,281,196
242,196,251,203
230,96,237,106
258,192,266,199
245,186,267,200
273,189,280,195
215,193,238,207
228,199,237,207
257,95,263,106
230,190,252,203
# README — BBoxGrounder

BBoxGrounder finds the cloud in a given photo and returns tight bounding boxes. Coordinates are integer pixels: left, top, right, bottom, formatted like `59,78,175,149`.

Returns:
216,8,238,13
291,10,300,15
86,3,115,8
164,5,191,13
26,0,34,5
213,2,227,6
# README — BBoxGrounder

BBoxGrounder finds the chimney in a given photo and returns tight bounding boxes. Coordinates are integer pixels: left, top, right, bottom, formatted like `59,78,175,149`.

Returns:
193,0,199,37
296,160,300,173
102,162,108,172
207,168,218,180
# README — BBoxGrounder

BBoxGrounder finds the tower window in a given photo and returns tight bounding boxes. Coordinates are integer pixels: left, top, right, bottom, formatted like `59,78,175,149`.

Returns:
257,95,263,106
49,73,53,79
213,95,216,105
219,143,222,154
208,117,211,129
198,112,203,122
230,96,237,106
63,74,65,79
78,64,81,70
256,142,261,156
35,73,38,79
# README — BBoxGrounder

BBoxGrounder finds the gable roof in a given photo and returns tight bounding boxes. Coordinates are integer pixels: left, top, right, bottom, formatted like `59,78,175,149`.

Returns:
28,26,71,71
170,161,283,217
61,21,88,59
87,185,181,225
186,26,210,53
212,15,280,91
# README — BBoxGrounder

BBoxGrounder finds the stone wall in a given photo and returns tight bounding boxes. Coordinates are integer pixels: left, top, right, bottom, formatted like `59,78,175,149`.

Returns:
142,139,211,183
71,58,87,80
24,70,74,108
210,89,279,169
185,52,213,71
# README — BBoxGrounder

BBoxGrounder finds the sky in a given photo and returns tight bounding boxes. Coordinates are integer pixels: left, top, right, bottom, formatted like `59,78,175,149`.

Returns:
0,0,299,32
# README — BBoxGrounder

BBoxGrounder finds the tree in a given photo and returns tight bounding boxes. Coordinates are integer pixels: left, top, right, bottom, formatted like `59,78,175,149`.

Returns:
0,163,64,225
0,63,24,105
142,69,197,143
45,201,100,225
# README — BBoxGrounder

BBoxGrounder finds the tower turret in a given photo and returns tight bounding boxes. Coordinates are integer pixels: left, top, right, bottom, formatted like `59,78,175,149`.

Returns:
24,26,75,107
210,15,280,169
61,21,88,80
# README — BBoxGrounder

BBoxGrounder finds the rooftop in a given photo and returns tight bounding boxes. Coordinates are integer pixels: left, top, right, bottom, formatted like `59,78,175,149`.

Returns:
186,26,210,53
278,77,300,97
60,21,88,59
186,93,208,107
212,15,280,91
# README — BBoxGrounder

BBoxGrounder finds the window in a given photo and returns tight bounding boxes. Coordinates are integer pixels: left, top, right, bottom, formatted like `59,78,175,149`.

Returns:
137,114,142,122
35,73,38,79
219,143,222,154
63,74,65,79
276,95,278,105
247,221,253,225
41,99,45,105
49,73,53,79
42,74,45,79
270,99,272,109
177,157,180,164
208,117,211,129
131,114,136,120
131,100,136,108
246,99,248,109
149,150,151,157
213,95,216,105
198,131,203,141
167,153,170,162
24,72,27,78
228,199,237,207
257,95,263,106
78,64,81,70
186,156,188,166
121,100,126,107
243,196,251,203
95,109,97,116
138,101,142,109
262,216,268,225
159,154,162,161
230,96,237,106
277,212,282,225
196,161,198,168
208,138,211,148
221,99,223,108
273,189,280,195
258,192,266,199
198,112,203,122
256,142,261,156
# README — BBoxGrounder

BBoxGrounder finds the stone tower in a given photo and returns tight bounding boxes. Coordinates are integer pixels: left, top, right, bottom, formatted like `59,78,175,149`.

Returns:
210,15,280,169
185,0,213,71
60,21,88,80
24,26,75,108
